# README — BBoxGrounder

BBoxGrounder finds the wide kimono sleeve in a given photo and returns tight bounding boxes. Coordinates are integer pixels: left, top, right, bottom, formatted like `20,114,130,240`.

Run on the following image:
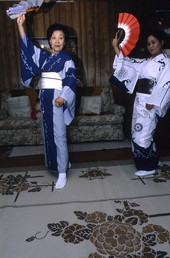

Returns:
20,33,49,87
147,56,170,117
59,58,77,125
109,51,146,94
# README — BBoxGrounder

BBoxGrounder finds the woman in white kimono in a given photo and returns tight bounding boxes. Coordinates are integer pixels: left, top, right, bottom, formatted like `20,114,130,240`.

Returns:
17,14,77,189
110,29,170,176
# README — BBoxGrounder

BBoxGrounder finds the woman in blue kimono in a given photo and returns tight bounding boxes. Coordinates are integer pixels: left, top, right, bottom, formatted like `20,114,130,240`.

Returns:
110,29,170,177
17,14,77,189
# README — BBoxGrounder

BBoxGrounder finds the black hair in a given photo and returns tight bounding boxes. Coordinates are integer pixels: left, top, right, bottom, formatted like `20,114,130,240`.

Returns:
47,23,69,46
146,29,167,46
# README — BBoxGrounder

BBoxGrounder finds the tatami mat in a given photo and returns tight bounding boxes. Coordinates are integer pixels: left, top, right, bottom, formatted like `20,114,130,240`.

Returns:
1,163,170,207
0,162,170,258
1,197,170,258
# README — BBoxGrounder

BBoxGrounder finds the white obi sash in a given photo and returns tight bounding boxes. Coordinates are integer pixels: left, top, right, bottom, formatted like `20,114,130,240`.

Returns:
41,72,62,90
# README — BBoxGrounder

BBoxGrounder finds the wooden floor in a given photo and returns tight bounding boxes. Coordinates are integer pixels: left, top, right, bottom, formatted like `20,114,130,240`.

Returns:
0,145,170,168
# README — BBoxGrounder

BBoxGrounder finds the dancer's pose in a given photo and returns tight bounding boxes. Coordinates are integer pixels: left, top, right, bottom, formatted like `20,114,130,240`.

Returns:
17,14,76,188
110,29,170,176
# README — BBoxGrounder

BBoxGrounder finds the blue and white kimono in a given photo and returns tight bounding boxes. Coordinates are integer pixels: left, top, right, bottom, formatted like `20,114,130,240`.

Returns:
20,34,77,173
110,51,170,171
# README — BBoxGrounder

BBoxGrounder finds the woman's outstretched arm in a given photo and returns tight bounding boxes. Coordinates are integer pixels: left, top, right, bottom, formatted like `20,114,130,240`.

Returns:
17,14,25,40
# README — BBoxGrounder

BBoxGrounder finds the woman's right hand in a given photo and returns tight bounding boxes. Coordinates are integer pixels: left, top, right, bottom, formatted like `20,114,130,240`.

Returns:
17,14,25,26
112,32,119,48
112,32,120,56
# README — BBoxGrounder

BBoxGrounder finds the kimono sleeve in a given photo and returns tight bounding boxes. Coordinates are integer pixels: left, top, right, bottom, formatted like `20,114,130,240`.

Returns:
20,34,49,86
59,59,77,125
147,58,170,117
109,51,145,94
59,59,77,107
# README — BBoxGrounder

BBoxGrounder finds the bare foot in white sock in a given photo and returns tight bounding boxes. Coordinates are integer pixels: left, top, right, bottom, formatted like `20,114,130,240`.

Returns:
54,173,67,189
135,170,156,176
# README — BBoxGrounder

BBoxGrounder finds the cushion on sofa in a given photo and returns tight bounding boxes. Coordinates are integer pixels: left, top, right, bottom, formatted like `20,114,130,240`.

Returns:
75,87,95,113
79,95,102,115
76,86,116,115
0,117,41,130
71,113,124,126
0,88,39,117
7,96,32,118
101,86,115,113
67,124,124,142
0,125,43,146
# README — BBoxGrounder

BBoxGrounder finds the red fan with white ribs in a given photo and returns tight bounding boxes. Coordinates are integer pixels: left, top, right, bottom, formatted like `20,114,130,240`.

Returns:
117,13,140,56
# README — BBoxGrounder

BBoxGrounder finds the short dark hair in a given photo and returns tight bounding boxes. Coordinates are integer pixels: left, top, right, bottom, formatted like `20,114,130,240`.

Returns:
47,23,69,43
146,29,167,43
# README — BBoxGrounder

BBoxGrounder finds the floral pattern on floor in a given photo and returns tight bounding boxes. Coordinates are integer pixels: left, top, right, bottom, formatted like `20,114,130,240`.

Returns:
25,200,170,258
0,172,54,202
79,167,112,180
78,164,170,183
0,168,112,203
154,164,170,182
0,164,169,203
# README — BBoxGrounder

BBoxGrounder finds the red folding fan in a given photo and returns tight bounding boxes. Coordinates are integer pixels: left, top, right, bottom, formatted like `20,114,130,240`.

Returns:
117,13,140,56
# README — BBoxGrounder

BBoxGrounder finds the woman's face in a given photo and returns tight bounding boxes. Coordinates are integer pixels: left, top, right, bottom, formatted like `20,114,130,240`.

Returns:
147,35,163,57
49,30,66,54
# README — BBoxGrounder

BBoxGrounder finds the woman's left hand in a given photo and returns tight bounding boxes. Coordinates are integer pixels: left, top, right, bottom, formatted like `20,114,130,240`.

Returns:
146,103,154,110
55,97,65,107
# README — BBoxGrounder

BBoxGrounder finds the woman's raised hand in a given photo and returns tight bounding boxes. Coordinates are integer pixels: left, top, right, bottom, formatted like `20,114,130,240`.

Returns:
17,14,25,25
112,32,120,56
112,32,119,48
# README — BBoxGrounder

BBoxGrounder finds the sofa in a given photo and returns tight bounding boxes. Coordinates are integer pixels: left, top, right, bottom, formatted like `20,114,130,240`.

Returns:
0,86,125,146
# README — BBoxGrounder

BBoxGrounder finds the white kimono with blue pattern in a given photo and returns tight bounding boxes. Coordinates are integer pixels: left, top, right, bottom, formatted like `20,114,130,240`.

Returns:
110,51,170,171
20,34,77,173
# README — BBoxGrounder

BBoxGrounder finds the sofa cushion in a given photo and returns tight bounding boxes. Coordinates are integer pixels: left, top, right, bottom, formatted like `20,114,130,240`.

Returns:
101,86,115,113
0,126,43,146
75,87,94,112
76,86,117,114
0,117,41,130
71,113,124,126
67,124,124,142
79,95,102,115
7,96,32,118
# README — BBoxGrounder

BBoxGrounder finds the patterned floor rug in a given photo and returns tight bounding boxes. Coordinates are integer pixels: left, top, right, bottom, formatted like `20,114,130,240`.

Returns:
0,162,170,258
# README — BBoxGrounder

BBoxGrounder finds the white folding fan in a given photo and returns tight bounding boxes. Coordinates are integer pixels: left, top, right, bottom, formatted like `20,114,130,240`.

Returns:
6,0,44,19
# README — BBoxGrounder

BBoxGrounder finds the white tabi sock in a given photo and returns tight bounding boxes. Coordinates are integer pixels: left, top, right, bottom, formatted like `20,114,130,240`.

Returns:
135,170,156,176
55,173,67,189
